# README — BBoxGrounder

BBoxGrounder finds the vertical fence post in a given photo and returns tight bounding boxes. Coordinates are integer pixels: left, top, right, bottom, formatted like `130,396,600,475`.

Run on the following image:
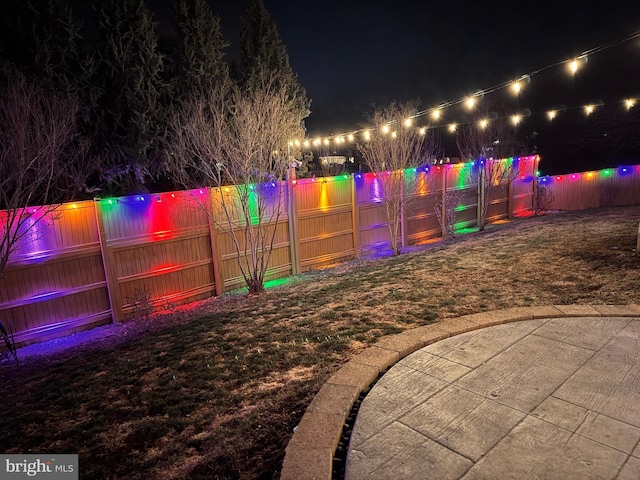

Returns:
477,164,485,230
287,166,300,275
205,188,225,296
400,169,406,248
441,166,447,238
508,159,514,218
94,198,123,323
351,173,360,258
533,155,540,211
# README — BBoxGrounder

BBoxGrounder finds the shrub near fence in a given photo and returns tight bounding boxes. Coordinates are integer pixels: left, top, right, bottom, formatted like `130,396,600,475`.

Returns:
14,155,634,348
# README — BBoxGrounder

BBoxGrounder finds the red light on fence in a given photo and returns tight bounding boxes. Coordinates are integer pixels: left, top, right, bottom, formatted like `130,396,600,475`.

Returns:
555,176,562,181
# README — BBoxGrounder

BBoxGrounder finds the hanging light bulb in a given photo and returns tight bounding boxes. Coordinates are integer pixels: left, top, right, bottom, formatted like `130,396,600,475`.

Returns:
464,97,475,110
568,58,579,74
419,127,427,135
303,140,310,147
363,130,371,141
348,134,355,142
391,131,397,138
512,81,521,94
625,98,636,110
478,119,489,129
585,104,595,115
403,118,413,128
511,114,522,125
448,123,457,132
431,109,441,120
547,110,557,120
381,124,390,134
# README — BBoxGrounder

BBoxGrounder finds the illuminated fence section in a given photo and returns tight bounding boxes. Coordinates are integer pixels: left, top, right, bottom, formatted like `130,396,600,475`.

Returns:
512,156,539,213
404,166,443,244
6,155,638,348
444,163,479,231
354,172,395,253
209,182,293,291
97,190,216,322
538,166,640,210
293,175,356,271
0,201,111,345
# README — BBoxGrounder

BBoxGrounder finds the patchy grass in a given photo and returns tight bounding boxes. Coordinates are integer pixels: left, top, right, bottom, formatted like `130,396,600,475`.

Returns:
1,206,639,479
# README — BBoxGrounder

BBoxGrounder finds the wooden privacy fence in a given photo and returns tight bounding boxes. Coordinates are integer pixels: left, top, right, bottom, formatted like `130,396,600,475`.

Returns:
12,154,638,347
538,165,640,210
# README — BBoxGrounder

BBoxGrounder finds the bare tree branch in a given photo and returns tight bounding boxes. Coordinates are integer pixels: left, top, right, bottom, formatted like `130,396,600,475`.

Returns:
167,70,305,294
357,101,440,255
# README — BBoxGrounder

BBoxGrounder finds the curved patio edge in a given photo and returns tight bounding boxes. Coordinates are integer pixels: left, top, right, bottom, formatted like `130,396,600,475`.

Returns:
280,304,640,480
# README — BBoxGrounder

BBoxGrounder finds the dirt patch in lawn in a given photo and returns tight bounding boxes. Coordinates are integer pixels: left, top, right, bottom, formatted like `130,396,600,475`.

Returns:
1,206,639,479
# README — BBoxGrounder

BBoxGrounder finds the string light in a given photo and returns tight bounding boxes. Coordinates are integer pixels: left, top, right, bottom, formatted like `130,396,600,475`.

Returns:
419,127,427,135
547,110,557,120
478,119,489,129
625,98,636,109
511,114,522,125
431,109,441,120
568,58,580,74
403,118,413,128
464,97,476,110
511,81,521,94
585,104,595,115
448,123,457,133
381,124,390,134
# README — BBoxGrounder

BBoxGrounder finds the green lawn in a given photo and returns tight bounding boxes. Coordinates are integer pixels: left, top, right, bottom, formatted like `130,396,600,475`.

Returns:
1,205,639,479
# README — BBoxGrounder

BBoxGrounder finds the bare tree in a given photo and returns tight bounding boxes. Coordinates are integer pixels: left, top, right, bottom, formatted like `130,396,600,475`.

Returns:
455,101,527,230
167,72,305,294
0,66,85,361
357,101,429,255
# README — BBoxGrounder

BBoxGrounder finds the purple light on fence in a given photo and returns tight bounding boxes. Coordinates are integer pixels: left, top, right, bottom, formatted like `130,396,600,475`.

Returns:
355,173,362,179
372,177,383,203
571,174,578,180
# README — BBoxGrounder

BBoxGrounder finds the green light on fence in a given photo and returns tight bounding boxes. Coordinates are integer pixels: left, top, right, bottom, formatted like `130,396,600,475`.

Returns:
455,204,466,212
265,277,296,289
602,169,612,176
536,171,540,176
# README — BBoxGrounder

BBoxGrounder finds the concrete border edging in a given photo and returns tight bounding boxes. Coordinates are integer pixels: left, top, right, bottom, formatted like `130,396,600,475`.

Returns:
280,304,640,480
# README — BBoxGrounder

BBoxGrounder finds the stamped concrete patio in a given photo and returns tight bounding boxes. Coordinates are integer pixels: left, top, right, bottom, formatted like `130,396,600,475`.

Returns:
280,305,640,480
346,316,640,479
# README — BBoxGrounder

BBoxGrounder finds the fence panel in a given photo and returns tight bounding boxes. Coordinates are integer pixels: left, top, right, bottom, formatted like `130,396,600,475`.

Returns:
209,182,293,291
541,166,640,210
354,173,394,253
294,175,355,271
0,201,111,345
97,191,217,321
404,168,443,244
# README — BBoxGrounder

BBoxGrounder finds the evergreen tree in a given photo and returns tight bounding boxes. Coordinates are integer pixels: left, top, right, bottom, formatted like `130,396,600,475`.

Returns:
170,0,229,102
92,0,166,194
236,0,310,126
26,0,94,98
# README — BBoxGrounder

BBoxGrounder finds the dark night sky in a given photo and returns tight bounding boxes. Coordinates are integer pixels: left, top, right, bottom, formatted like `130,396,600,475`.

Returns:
208,0,640,174
16,0,640,174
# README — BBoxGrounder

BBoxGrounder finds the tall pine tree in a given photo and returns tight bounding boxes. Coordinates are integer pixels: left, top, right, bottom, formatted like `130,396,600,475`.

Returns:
236,0,310,127
93,0,166,194
170,0,229,102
